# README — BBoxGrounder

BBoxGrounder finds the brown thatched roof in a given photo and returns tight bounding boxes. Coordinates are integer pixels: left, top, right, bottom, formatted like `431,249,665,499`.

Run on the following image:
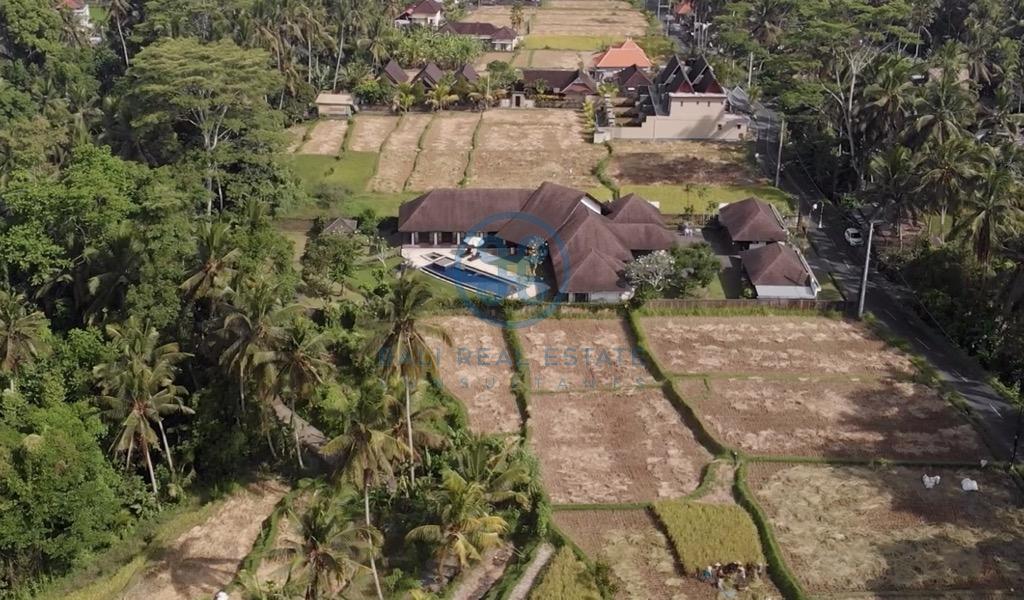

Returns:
398,189,532,232
718,197,787,243
741,243,812,286
607,193,666,225
382,59,408,84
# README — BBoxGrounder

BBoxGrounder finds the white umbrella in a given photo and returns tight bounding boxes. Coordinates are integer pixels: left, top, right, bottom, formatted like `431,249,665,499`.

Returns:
464,235,485,247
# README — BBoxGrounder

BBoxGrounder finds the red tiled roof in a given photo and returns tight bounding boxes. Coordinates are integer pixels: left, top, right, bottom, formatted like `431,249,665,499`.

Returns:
404,0,442,15
593,38,652,69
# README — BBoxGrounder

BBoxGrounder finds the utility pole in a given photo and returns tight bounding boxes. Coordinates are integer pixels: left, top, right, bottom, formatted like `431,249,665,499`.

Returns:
774,117,786,188
857,221,876,319
747,52,753,88
1010,402,1023,468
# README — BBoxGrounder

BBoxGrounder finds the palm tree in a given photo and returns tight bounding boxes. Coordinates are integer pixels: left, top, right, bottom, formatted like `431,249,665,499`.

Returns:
510,1,525,32
866,145,920,248
324,387,406,600
0,289,51,392
372,273,451,486
180,221,241,301
272,490,382,600
468,75,505,111
952,157,1023,263
451,433,532,507
391,82,417,113
918,137,980,232
863,56,914,146
979,87,1024,143
909,53,977,147
94,317,192,495
406,469,509,581
107,0,134,67
425,81,459,112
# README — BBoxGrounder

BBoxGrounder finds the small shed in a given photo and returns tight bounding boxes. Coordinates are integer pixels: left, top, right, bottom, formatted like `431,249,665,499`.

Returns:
314,92,358,118
740,242,820,299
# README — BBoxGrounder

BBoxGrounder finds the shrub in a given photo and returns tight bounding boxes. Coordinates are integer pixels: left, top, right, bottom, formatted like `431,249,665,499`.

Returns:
529,546,601,600
653,500,764,574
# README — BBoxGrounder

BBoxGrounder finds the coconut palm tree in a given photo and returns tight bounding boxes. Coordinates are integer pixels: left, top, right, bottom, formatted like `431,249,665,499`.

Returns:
426,81,459,112
952,157,1023,263
451,433,532,507
865,145,920,248
371,273,451,486
391,82,417,113
324,387,406,600
94,317,192,495
272,491,382,600
180,221,241,301
863,55,914,146
406,469,509,581
107,0,135,67
0,289,51,392
909,54,977,147
918,137,980,233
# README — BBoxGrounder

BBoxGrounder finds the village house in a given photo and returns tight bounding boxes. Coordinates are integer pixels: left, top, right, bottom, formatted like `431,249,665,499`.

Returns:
612,64,653,94
396,0,444,28
381,59,410,85
741,242,820,299
595,55,750,141
717,197,788,249
442,22,521,51
504,69,597,107
397,182,676,302
314,92,358,118
593,39,653,80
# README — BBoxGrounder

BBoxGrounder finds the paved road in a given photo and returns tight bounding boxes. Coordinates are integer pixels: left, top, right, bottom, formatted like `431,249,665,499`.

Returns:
752,110,1020,462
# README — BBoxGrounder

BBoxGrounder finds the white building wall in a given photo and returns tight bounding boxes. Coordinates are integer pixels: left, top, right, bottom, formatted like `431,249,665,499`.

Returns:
753,284,819,300
599,93,750,141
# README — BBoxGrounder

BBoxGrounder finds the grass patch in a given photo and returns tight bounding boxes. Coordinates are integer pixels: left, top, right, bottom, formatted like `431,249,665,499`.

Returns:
528,546,602,600
588,184,793,215
522,34,621,50
652,500,764,574
280,152,417,219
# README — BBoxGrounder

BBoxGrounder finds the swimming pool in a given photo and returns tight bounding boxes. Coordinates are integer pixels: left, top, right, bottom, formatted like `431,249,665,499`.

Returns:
423,261,524,298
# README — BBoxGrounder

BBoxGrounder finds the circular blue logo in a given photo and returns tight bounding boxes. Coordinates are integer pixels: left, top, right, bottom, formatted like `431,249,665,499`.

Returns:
440,211,570,329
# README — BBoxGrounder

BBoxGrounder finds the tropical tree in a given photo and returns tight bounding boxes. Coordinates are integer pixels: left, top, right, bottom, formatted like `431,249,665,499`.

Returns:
865,145,920,248
918,136,980,231
425,81,459,112
952,156,1023,263
467,74,505,110
862,55,914,147
391,82,417,113
510,1,525,32
324,386,407,600
0,289,51,392
371,273,451,486
180,221,240,301
94,317,192,495
406,469,509,580
909,56,977,147
450,433,532,507
271,490,381,600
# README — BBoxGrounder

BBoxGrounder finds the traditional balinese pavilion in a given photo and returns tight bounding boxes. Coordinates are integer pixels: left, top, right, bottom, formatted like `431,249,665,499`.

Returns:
717,197,788,249
397,182,676,302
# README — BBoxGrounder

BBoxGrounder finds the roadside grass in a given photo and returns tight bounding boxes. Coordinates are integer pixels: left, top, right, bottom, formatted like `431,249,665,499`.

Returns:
280,152,416,219
522,34,621,50
588,183,793,215
652,500,765,575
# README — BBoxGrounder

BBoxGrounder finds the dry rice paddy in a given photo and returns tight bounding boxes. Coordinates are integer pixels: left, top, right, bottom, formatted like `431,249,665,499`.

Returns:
464,5,536,28
679,377,985,460
748,463,1024,596
348,114,399,152
528,8,647,37
468,108,605,190
517,318,655,391
552,509,716,599
297,120,347,155
529,387,709,503
638,316,917,377
609,139,763,186
426,315,522,435
369,113,433,192
406,112,482,190
515,49,598,69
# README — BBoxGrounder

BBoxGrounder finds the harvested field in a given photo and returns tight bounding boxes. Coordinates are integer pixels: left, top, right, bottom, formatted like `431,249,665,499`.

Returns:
529,10,647,37
123,481,289,600
426,316,521,435
517,318,655,391
748,463,1024,596
524,49,597,69
680,376,986,460
530,387,710,503
369,113,433,192
348,114,399,152
464,5,535,27
547,0,633,9
637,316,917,376
297,119,347,155
609,140,762,186
406,112,480,190
475,50,513,70
467,109,605,189
552,509,716,599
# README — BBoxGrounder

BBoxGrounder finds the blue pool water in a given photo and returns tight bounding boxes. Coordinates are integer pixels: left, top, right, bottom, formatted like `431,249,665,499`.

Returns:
424,262,523,298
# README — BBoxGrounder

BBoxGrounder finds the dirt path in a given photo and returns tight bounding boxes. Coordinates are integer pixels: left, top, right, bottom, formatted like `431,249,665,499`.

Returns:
698,460,737,505
507,543,555,600
120,480,289,600
451,543,515,600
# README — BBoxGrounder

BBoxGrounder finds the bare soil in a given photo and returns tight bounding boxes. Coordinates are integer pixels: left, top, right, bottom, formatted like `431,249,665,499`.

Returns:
546,0,634,9
524,49,599,69
517,318,655,392
529,387,710,503
465,5,536,27
680,376,986,461
123,480,289,600
467,108,605,189
297,120,347,155
406,112,481,190
552,509,716,599
529,10,647,37
426,316,522,435
638,316,917,377
609,140,762,186
748,464,1024,596
370,113,433,192
348,114,400,152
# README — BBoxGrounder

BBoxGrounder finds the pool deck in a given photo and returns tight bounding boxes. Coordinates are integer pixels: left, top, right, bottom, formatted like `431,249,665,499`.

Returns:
402,247,549,300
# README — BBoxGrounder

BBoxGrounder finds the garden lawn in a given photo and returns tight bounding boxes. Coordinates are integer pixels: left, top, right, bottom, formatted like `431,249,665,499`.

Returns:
590,184,794,215
653,500,764,574
280,152,416,219
522,34,622,50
